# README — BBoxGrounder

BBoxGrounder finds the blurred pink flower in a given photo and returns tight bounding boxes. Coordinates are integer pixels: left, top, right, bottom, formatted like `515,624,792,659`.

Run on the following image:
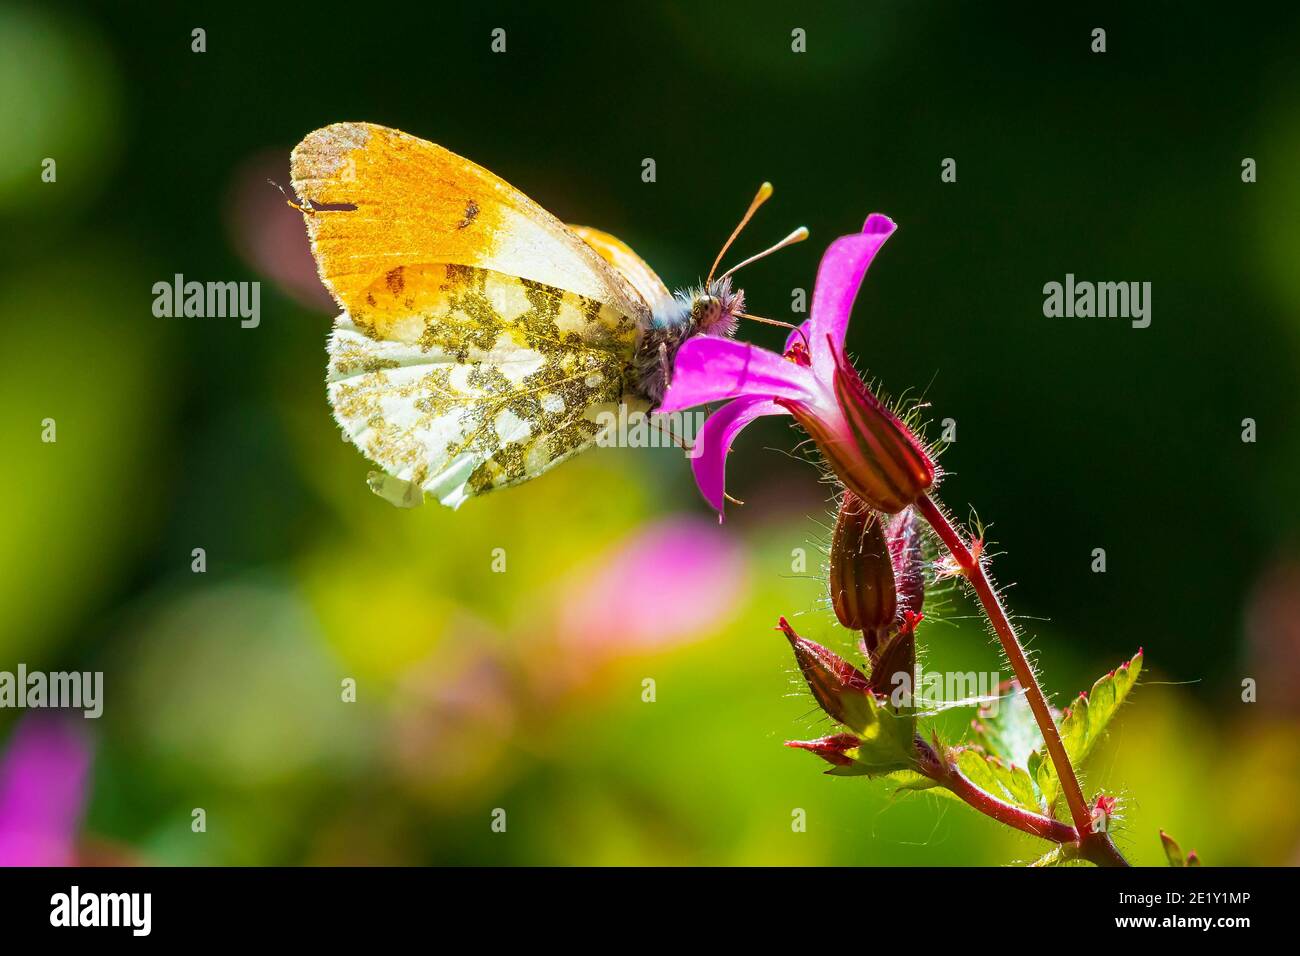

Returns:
558,517,747,653
1245,559,1300,714
225,150,336,312
0,714,93,867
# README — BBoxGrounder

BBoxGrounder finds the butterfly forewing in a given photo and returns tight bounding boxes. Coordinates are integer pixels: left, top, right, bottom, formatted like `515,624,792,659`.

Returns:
290,123,650,324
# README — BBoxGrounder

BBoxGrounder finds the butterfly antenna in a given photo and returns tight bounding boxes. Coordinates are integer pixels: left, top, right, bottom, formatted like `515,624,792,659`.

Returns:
718,226,810,281
737,312,810,352
706,182,774,287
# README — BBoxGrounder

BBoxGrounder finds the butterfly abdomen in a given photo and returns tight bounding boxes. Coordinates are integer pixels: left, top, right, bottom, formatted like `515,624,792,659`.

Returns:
630,321,693,407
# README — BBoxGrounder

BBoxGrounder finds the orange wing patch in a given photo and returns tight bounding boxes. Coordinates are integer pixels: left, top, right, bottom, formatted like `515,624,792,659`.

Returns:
290,123,649,329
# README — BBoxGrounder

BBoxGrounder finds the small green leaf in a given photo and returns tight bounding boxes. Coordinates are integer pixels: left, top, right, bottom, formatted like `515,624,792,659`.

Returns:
971,684,1044,768
1031,650,1143,812
822,694,916,777
956,748,1043,814
887,768,949,795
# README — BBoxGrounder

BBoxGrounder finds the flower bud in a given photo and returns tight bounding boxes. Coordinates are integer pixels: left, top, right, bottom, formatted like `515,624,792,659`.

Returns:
868,610,920,699
784,733,859,767
779,617,872,727
886,507,925,616
829,491,896,634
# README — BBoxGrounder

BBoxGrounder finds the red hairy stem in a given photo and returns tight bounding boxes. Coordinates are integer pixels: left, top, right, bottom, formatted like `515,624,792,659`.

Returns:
915,739,1077,844
914,494,1129,867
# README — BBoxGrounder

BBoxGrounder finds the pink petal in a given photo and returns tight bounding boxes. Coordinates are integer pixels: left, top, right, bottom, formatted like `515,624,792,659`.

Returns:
658,336,814,413
692,395,789,515
808,214,896,368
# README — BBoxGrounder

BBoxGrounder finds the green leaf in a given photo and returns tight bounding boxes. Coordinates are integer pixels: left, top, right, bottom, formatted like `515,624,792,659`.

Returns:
823,694,916,777
956,749,1044,814
1030,650,1143,812
887,768,951,796
971,684,1044,769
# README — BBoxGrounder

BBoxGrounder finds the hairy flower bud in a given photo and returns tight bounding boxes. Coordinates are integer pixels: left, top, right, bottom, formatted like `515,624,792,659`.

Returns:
869,610,921,699
829,491,896,634
1091,794,1118,834
886,507,925,616
784,733,859,767
779,617,872,727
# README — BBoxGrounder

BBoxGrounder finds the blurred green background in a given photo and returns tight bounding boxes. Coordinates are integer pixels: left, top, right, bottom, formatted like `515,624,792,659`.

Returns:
2,0,1298,865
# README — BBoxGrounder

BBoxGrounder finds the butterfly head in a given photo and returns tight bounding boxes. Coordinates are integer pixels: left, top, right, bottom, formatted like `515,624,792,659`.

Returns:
630,183,807,407
681,276,745,338
698,182,807,337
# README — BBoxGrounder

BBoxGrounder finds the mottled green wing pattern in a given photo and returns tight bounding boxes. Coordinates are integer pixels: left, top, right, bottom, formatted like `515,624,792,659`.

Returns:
327,262,640,508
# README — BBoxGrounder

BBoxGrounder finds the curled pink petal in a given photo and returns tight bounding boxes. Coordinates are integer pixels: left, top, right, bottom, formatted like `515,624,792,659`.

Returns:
657,335,815,413
808,214,896,368
691,395,789,515
663,215,902,515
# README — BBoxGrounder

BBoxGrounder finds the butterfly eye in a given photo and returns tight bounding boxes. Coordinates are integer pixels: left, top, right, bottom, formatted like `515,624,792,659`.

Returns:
694,294,721,322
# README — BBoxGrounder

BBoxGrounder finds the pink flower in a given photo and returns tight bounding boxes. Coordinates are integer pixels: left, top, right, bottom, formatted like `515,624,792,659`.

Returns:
0,715,92,867
658,215,935,517
558,517,746,654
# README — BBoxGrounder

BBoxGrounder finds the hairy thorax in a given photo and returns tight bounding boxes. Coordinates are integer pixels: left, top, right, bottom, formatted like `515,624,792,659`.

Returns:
627,276,744,407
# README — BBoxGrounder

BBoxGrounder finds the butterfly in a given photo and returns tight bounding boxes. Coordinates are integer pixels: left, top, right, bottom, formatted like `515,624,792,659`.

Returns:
290,122,806,508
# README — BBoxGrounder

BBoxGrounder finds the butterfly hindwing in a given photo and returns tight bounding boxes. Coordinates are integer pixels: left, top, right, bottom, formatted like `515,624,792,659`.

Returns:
568,224,674,321
327,261,640,508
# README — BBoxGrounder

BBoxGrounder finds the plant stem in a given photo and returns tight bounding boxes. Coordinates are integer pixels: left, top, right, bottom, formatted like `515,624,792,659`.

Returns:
914,494,1128,866
915,738,1077,844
